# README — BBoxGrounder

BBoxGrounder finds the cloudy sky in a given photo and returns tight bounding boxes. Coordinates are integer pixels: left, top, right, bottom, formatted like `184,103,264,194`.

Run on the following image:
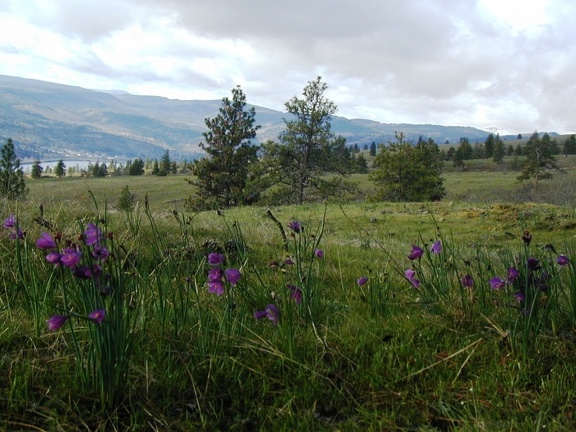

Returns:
0,0,574,134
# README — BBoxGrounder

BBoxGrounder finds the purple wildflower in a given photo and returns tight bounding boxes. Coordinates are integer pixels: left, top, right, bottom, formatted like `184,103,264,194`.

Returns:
208,280,225,296
431,240,442,254
254,304,280,324
314,249,324,258
88,308,106,324
207,267,224,281
9,227,24,240
47,315,69,331
513,291,526,303
3,214,16,228
60,248,82,268
405,269,420,288
225,268,241,286
84,223,102,246
284,257,295,266
288,284,302,304
408,245,424,260
208,253,225,266
36,232,57,250
91,245,109,261
489,277,506,290
357,276,369,286
557,255,570,266
527,257,540,271
461,274,474,288
287,221,302,233
507,267,519,283
45,252,62,265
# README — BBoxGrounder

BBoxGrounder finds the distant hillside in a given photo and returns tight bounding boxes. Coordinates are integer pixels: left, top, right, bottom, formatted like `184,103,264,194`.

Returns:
0,74,496,161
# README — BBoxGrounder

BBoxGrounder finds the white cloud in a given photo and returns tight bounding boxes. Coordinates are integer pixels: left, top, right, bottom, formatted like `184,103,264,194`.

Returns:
0,0,574,134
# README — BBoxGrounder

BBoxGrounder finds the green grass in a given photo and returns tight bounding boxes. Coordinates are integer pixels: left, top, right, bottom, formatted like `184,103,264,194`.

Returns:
2,167,576,430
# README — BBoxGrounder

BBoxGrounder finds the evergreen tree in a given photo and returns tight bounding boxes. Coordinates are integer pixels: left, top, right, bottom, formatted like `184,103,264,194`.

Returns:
261,77,354,204
158,150,170,176
370,133,444,202
484,133,495,158
190,86,261,209
128,158,145,175
31,160,43,179
492,135,505,163
369,141,377,156
563,134,576,156
54,159,66,178
0,138,28,199
151,160,159,175
354,153,369,174
518,132,558,187
506,144,515,156
455,138,474,160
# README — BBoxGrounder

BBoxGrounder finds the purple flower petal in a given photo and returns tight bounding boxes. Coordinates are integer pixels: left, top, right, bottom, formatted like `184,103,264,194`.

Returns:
489,277,506,290
461,274,474,288
225,268,241,286
208,253,225,266
88,308,106,324
431,240,442,254
287,221,302,233
47,315,69,331
314,249,324,258
3,214,16,229
408,245,424,260
557,255,570,266
357,276,368,286
36,232,57,250
208,280,225,295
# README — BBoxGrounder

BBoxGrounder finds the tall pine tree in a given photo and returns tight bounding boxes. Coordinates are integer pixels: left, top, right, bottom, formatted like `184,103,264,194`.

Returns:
190,86,260,209
0,138,28,200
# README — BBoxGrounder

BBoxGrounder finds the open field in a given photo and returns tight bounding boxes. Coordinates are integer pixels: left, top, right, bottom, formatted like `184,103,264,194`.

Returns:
2,163,576,430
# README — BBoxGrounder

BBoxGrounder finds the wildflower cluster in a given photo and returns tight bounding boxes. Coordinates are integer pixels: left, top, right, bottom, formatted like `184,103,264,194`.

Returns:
205,252,241,296
37,223,111,330
3,214,24,240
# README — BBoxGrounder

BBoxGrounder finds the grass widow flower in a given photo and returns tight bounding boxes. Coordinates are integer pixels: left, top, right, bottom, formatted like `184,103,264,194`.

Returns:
431,240,442,254
84,223,102,246
507,267,519,283
408,245,424,260
254,304,280,324
489,277,506,290
225,268,241,286
45,252,62,265
357,276,369,286
288,284,302,304
47,315,69,331
405,269,420,288
557,255,570,266
3,214,15,229
88,308,106,324
208,280,225,296
461,274,474,288
287,221,302,233
36,232,57,250
208,252,225,266
314,249,324,258
60,248,82,268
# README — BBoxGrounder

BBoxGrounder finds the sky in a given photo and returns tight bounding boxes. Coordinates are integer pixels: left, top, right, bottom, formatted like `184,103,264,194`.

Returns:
0,0,575,135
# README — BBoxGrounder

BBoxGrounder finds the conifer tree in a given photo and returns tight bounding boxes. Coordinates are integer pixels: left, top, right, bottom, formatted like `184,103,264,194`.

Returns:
190,86,260,209
31,160,43,179
0,138,28,199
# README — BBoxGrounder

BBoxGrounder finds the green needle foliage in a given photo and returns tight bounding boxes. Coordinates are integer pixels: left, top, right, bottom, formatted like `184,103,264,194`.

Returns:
0,138,28,200
261,76,355,204
189,86,261,210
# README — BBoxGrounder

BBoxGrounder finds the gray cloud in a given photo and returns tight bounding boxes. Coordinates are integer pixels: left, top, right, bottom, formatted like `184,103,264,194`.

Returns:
0,0,574,134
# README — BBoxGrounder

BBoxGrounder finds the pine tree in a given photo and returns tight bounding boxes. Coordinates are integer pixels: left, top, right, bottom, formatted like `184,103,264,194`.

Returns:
31,160,44,179
190,86,261,209
517,132,558,187
261,77,354,204
0,138,28,199
54,159,66,178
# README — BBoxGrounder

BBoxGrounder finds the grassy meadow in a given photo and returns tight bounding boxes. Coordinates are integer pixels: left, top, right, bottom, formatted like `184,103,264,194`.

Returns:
2,157,576,430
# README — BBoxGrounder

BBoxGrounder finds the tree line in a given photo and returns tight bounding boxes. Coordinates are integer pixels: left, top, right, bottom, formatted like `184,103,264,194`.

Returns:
2,76,573,203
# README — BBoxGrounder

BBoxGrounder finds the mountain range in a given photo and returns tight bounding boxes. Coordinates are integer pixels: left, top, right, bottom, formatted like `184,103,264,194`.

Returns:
0,74,496,162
